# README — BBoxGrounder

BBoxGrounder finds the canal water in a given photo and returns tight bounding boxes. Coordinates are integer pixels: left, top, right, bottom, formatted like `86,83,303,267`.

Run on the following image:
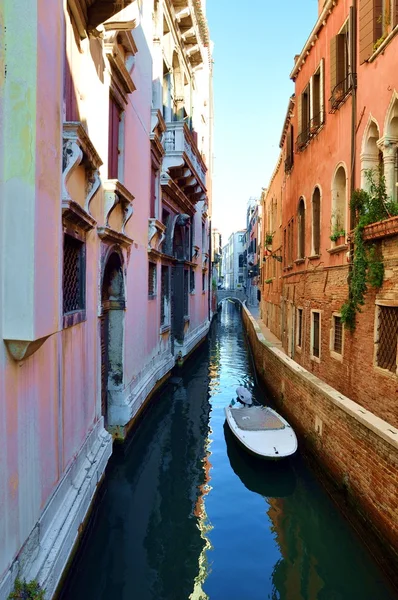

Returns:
60,301,396,600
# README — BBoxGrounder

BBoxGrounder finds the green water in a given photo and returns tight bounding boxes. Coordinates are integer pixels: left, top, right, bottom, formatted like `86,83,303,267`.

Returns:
60,302,396,600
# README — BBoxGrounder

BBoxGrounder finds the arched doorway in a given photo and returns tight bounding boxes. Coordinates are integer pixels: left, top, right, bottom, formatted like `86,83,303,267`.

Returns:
100,250,125,425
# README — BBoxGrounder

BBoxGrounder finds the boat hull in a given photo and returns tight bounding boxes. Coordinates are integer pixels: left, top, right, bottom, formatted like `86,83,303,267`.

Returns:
225,406,298,460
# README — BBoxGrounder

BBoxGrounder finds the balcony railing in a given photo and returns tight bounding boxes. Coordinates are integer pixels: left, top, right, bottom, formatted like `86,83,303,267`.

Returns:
163,121,207,188
295,112,324,152
329,73,356,113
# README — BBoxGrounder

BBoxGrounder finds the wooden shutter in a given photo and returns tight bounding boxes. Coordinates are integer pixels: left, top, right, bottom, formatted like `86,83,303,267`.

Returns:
330,35,338,93
297,93,302,145
108,96,120,179
359,0,382,64
336,34,346,84
150,168,157,218
319,58,325,125
394,0,398,27
290,125,294,166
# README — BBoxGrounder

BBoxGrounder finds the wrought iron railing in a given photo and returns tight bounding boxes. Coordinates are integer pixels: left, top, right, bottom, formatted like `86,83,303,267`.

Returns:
329,73,356,113
295,112,324,152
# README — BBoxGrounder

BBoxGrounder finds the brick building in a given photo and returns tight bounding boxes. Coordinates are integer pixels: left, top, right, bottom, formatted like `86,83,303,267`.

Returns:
261,0,398,428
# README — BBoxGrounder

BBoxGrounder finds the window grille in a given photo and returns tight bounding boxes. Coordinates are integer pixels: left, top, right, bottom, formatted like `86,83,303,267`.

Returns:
190,268,195,293
148,262,157,297
377,306,398,373
160,266,169,325
297,308,303,347
63,234,84,314
312,312,320,358
333,315,343,354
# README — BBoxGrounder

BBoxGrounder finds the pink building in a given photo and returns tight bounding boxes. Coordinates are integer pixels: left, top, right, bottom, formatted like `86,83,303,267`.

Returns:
0,0,213,597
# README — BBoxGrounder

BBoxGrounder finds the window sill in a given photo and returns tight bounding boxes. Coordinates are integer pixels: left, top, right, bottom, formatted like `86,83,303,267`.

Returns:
148,294,157,300
308,254,321,260
310,354,321,364
373,364,397,380
330,350,343,362
295,345,302,353
160,324,170,334
327,243,348,255
368,26,398,63
294,258,305,265
63,310,86,329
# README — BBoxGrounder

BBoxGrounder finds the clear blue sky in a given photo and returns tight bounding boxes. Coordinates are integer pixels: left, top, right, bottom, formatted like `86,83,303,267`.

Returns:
206,0,318,241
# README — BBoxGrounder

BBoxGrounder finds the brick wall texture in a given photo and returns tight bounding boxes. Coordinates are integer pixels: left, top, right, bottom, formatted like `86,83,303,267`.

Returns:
242,306,398,586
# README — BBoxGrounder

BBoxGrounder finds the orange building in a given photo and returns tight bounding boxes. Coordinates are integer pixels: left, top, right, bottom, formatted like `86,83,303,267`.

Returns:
261,0,398,427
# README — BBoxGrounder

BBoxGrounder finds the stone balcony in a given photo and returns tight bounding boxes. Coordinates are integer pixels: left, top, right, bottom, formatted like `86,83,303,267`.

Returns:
163,121,207,198
362,216,398,242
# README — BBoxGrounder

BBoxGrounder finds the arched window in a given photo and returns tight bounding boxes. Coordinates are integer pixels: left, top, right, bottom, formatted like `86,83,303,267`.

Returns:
298,198,305,259
312,187,321,256
360,117,380,191
331,166,347,240
383,93,398,202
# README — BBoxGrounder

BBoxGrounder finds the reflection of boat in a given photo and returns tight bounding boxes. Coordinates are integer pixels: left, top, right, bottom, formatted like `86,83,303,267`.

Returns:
224,402,298,460
224,423,296,497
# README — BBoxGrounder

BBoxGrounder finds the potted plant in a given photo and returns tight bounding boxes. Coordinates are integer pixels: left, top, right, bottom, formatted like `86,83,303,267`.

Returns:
265,232,274,247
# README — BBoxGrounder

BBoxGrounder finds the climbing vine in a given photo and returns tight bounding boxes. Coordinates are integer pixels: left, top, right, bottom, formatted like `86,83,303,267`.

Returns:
341,168,398,330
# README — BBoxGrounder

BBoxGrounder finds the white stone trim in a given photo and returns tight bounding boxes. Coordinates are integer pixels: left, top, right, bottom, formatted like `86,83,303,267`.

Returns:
310,309,321,362
0,419,112,600
108,350,175,427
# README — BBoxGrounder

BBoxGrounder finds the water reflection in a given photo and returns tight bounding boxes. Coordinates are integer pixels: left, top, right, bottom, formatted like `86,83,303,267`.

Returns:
60,301,396,600
223,422,296,498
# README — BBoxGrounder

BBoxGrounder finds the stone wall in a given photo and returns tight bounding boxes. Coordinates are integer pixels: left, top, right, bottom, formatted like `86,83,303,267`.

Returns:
242,305,398,588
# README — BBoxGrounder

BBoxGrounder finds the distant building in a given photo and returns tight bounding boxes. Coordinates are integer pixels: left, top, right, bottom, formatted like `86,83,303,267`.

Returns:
245,198,261,306
221,231,245,290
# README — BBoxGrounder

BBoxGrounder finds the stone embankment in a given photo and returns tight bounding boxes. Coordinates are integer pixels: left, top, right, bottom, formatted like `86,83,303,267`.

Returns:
242,305,398,589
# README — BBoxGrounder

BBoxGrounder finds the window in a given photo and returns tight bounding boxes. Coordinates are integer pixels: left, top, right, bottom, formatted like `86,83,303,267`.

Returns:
160,266,170,326
285,125,294,172
376,306,398,373
330,19,352,111
359,0,398,63
297,61,325,150
148,262,157,297
202,271,206,292
283,228,287,267
238,235,244,242
108,95,122,179
202,222,206,251
332,315,343,354
239,275,244,283
298,198,305,259
150,167,159,219
312,187,321,255
190,268,195,293
287,219,294,266
311,311,321,359
331,166,347,240
64,49,78,121
184,269,189,315
63,233,85,316
238,253,244,268
297,308,303,348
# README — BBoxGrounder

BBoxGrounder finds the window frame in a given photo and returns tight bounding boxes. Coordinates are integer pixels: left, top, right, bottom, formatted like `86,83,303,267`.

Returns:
374,303,398,377
148,261,157,298
330,312,344,361
296,307,304,350
62,225,86,329
310,309,321,362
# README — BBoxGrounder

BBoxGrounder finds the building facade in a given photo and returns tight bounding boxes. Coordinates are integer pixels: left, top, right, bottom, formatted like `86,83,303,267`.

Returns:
245,198,261,306
221,230,245,291
260,0,398,429
0,0,212,598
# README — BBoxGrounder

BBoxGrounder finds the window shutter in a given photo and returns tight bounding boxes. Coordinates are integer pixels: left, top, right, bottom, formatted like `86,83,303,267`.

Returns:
359,0,381,64
394,0,398,27
297,92,302,140
320,58,325,125
309,76,314,123
330,35,337,93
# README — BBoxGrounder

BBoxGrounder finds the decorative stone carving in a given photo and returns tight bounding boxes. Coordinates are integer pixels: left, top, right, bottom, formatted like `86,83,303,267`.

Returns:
103,179,135,236
103,22,137,103
148,218,167,251
62,122,103,223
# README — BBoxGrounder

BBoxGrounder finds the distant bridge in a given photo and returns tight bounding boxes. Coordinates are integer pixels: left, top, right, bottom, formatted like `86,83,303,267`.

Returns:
217,289,246,306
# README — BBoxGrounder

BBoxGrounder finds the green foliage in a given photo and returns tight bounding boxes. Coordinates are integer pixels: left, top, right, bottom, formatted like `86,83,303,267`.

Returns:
265,233,274,247
264,278,273,284
8,579,45,600
329,229,346,243
341,168,394,330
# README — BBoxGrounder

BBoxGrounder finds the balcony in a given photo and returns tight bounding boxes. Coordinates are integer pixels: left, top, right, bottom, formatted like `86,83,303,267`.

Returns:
329,73,356,114
162,121,207,198
361,216,398,242
295,112,324,152
67,0,134,38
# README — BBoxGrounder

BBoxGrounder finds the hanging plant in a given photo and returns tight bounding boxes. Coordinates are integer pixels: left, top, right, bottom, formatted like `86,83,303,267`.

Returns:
341,168,398,330
265,232,274,247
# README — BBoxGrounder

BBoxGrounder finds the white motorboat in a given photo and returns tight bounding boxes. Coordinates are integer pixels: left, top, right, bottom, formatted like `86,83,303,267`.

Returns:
225,388,297,460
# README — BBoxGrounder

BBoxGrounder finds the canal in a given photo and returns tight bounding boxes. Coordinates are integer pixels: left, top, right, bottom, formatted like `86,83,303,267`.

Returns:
60,301,396,600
